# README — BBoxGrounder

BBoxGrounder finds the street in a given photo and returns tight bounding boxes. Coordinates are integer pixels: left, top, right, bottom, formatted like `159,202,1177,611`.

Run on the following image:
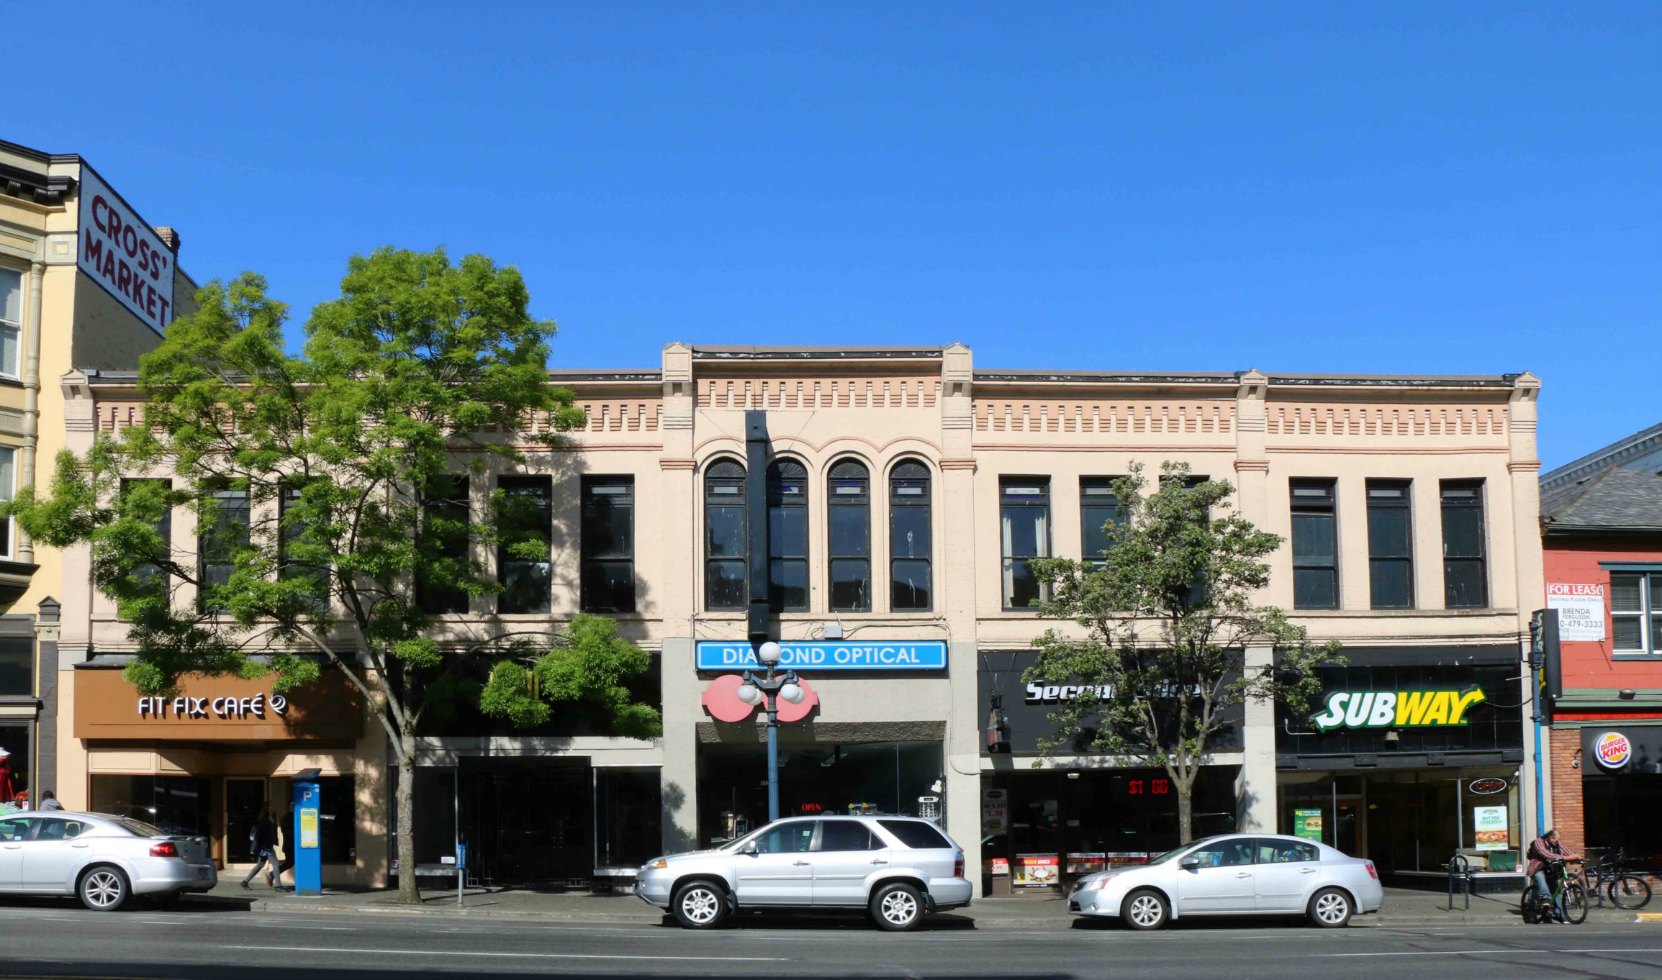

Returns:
1,901,1660,980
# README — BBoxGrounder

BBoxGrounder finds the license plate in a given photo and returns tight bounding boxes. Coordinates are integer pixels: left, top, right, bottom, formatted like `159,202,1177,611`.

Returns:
196,867,211,879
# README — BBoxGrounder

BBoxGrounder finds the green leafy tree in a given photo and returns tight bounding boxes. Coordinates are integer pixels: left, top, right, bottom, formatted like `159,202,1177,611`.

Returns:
1024,462,1340,843
10,249,660,902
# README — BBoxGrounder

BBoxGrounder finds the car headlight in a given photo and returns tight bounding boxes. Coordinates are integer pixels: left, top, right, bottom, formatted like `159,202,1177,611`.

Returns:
646,859,668,870
1086,877,1115,891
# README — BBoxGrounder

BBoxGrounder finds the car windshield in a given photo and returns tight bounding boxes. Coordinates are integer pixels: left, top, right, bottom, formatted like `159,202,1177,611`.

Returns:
116,817,168,838
1145,837,1220,865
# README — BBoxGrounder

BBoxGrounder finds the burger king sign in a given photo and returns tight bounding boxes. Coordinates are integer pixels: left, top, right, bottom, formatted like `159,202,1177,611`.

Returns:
1594,732,1632,771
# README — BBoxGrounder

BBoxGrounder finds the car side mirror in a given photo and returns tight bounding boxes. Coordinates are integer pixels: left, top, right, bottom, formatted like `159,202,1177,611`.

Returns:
738,840,758,855
1180,857,1201,870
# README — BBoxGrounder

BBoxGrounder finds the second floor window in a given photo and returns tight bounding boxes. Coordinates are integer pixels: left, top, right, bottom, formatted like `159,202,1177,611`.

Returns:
1290,479,1338,610
0,447,14,560
0,636,30,698
121,478,172,599
497,476,552,614
704,459,747,610
0,268,21,380
1367,480,1413,609
1000,478,1050,610
198,488,250,613
1080,477,1124,568
581,476,635,613
890,460,932,611
417,475,469,615
1611,571,1662,656
767,459,808,612
279,482,328,609
827,460,871,612
1441,481,1487,609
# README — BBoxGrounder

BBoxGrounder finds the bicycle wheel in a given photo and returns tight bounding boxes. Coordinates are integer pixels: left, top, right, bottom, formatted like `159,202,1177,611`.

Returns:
1520,886,1542,924
1563,883,1588,924
1608,874,1652,910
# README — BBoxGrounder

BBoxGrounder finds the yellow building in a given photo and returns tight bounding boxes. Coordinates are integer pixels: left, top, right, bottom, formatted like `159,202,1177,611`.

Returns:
0,139,196,808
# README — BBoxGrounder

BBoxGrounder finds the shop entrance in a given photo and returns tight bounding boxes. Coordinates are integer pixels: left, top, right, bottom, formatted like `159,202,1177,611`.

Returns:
224,778,268,865
459,758,593,884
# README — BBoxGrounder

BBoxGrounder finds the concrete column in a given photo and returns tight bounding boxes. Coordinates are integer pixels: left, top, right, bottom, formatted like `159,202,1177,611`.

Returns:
33,598,59,801
656,344,700,851
1506,373,1545,835
1237,643,1278,832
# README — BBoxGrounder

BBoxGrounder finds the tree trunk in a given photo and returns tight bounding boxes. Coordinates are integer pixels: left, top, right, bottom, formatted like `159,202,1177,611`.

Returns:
1176,784,1194,844
396,730,421,905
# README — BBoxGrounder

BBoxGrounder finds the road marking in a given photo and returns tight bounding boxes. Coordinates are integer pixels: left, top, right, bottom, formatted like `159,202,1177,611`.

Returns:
226,944,786,962
1325,947,1662,958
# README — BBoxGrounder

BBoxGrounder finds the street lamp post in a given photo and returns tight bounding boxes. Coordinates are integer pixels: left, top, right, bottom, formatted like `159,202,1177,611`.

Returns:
737,640,805,823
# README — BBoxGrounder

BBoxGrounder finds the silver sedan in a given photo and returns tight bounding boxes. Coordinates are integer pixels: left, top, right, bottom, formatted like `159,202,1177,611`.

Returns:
1067,833,1384,929
0,811,216,911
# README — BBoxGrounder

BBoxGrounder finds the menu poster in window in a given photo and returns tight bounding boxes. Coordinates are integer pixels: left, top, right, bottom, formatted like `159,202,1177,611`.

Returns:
980,787,1009,836
1547,584,1606,642
1473,805,1509,851
1066,852,1106,875
1293,808,1324,843
1013,853,1059,888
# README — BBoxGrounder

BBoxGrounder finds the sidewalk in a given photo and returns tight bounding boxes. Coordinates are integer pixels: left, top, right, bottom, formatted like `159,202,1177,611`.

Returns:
189,882,1652,929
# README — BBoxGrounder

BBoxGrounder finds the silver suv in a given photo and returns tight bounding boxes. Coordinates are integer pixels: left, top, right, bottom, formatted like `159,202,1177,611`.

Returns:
635,815,972,931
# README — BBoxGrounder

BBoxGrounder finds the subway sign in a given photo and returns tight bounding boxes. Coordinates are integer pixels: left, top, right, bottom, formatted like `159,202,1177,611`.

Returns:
695,640,947,672
1312,688,1487,732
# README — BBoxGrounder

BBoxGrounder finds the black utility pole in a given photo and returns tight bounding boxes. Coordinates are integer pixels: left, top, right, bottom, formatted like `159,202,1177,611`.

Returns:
744,410,770,645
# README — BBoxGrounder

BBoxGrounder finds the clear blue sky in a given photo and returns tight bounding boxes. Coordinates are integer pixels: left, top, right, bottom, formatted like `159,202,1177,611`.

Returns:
12,3,1658,469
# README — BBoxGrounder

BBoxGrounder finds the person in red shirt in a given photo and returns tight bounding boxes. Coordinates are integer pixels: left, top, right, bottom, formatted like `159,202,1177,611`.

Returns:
1526,828,1580,922
0,747,15,804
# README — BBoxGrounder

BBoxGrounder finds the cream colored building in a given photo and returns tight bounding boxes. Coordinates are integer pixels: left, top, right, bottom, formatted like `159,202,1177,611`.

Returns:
60,343,1544,891
0,139,194,813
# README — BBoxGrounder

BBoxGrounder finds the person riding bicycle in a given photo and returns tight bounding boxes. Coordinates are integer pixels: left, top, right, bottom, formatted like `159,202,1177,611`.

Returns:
1526,828,1580,922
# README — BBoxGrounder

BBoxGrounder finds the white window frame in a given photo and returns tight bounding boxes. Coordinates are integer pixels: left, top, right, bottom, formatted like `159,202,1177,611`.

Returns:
1610,569,1660,657
0,267,23,381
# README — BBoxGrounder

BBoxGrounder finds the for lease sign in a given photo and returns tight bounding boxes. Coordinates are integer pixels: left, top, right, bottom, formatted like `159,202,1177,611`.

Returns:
1547,583,1606,642
77,166,175,334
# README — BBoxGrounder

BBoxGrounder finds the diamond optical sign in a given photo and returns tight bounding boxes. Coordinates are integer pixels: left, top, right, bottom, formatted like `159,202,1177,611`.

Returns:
695,640,947,672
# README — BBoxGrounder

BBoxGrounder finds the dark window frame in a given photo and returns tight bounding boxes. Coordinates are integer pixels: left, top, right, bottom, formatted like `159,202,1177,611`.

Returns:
1440,480,1488,609
1080,477,1125,569
767,458,809,612
120,478,173,601
827,459,871,612
416,475,470,615
1290,479,1339,610
1000,477,1051,611
497,475,554,615
279,482,329,609
197,486,252,614
1366,480,1414,610
703,458,748,611
1608,569,1662,657
581,475,636,613
889,459,933,612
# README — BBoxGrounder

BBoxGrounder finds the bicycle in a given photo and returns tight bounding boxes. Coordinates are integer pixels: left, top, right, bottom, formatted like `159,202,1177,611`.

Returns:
1521,858,1587,925
1584,848,1652,910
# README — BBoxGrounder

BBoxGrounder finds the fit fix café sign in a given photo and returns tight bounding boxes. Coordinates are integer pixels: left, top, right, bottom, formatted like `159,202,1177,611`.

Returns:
77,166,176,334
1312,687,1488,732
75,669,362,741
136,693,288,721
695,640,947,672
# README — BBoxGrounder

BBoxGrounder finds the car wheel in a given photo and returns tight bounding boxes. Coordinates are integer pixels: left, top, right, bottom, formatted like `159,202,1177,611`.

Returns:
1121,889,1169,930
1308,888,1353,928
870,882,925,932
672,881,728,929
79,866,130,912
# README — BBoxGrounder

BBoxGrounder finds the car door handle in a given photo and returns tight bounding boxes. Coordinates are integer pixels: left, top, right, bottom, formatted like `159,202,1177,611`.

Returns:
792,861,810,867
2,844,18,850
72,843,90,849
870,859,889,865
1234,872,1251,878
1299,867,1316,874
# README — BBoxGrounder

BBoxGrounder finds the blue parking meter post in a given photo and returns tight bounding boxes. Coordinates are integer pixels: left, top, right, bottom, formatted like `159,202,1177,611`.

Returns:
291,779,322,896
456,844,466,907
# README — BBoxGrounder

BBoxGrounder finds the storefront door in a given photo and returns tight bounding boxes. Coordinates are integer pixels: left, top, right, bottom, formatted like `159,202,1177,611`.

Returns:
460,758,592,883
225,778,267,866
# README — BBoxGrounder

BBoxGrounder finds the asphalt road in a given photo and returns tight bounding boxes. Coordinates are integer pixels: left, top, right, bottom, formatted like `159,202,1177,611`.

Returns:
1,900,1660,980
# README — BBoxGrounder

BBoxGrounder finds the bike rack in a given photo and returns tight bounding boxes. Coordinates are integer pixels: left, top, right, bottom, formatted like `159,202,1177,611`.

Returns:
1446,853,1473,911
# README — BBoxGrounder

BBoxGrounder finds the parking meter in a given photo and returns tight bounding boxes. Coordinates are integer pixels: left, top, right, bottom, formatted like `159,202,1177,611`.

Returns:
291,775,322,896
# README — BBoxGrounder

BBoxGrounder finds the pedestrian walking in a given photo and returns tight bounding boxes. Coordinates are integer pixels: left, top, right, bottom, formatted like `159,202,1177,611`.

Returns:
273,803,295,891
242,805,280,889
37,790,63,811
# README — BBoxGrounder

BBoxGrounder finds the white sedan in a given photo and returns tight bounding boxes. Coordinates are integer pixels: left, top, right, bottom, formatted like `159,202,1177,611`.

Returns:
0,811,216,911
1067,833,1383,929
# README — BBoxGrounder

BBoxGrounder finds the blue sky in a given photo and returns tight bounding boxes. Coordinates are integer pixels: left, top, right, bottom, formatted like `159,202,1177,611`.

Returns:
11,3,1658,469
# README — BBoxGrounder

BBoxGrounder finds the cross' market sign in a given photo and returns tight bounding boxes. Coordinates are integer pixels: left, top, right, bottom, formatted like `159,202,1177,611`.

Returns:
1312,687,1487,732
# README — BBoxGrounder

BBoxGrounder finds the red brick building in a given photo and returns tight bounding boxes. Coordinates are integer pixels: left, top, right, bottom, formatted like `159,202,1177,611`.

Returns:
1540,422,1662,871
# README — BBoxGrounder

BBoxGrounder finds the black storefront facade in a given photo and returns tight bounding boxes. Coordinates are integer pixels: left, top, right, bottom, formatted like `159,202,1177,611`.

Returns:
978,654,1241,894
1577,722,1662,871
1276,644,1526,884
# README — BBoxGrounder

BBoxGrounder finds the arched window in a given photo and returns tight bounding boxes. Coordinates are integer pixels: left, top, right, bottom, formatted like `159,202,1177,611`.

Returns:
889,460,932,611
767,459,809,612
827,459,871,611
704,458,747,610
